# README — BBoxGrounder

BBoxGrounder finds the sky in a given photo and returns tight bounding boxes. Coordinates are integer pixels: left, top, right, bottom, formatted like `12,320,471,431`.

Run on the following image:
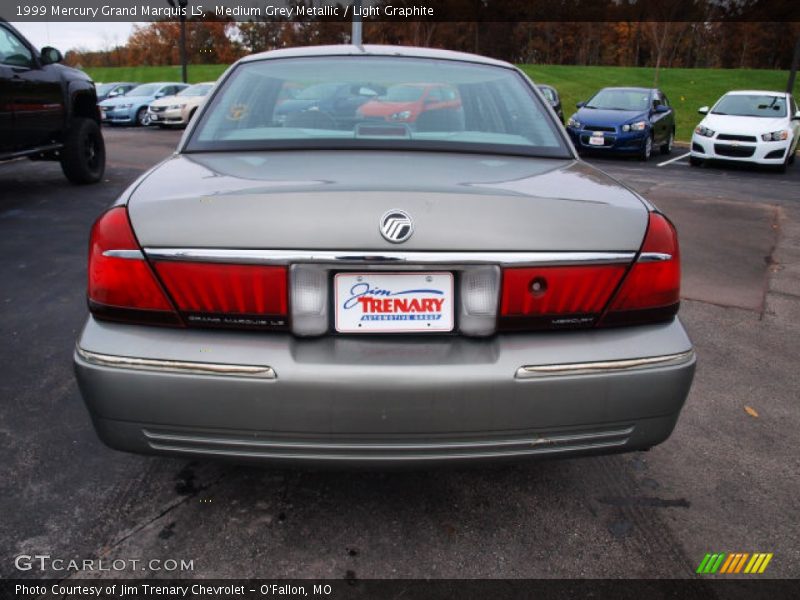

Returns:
10,22,139,52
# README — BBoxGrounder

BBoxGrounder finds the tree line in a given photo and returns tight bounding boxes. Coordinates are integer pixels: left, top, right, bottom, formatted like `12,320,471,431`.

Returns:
64,19,800,71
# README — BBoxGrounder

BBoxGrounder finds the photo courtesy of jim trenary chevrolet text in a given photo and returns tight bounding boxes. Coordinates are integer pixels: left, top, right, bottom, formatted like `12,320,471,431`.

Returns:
1,0,798,598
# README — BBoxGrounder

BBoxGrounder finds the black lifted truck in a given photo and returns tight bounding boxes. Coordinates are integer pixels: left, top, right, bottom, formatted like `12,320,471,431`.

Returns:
0,20,105,184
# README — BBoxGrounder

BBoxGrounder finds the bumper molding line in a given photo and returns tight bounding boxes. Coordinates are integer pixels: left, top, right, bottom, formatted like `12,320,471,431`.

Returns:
75,346,276,379
516,349,695,379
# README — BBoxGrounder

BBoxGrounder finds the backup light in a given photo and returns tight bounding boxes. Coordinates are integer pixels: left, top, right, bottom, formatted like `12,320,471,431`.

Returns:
290,265,329,336
459,266,500,336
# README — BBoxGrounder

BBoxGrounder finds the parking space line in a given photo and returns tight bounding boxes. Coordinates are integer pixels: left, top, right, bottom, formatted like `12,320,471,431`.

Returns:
658,152,691,167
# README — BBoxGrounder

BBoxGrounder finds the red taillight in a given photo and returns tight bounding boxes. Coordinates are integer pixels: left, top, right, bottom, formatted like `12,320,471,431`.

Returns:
498,212,681,331
153,262,288,329
601,212,680,326
498,265,627,331
88,207,180,325
88,208,288,330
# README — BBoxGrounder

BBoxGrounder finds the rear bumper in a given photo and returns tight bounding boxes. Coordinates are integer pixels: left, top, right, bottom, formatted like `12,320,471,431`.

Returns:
74,317,695,465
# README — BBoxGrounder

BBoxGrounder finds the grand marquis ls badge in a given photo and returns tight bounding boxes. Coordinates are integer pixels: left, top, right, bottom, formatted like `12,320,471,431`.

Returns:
379,209,414,243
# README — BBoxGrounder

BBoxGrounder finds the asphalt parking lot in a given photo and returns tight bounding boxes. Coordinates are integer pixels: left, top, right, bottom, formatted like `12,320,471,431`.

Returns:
1,127,799,580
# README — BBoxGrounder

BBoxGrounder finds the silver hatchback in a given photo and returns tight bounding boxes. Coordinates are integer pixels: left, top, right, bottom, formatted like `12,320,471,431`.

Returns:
74,45,695,464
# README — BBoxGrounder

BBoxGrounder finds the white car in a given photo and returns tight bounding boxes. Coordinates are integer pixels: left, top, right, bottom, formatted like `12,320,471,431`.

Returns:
146,81,215,128
690,90,800,171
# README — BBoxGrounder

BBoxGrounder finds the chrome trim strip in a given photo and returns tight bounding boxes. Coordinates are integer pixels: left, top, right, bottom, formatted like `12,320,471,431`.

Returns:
143,426,634,452
145,439,630,461
102,249,145,260
638,252,673,262
144,248,636,267
75,347,276,379
516,349,695,379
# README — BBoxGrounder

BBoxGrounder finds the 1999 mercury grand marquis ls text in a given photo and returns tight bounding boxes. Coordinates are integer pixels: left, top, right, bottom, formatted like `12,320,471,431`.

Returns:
73,46,695,464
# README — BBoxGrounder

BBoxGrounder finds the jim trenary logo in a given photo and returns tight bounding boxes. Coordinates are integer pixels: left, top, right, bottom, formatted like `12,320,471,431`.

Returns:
696,552,773,574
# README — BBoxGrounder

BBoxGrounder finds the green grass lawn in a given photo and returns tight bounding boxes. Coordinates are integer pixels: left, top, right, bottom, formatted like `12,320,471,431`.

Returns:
85,63,798,142
86,64,227,85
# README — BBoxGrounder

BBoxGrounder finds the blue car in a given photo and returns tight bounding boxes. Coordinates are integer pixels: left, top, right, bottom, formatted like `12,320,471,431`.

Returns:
99,82,188,126
565,87,676,161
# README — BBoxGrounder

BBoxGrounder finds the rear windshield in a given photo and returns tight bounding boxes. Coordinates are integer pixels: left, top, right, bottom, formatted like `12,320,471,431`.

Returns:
712,94,787,118
185,56,569,158
586,89,651,112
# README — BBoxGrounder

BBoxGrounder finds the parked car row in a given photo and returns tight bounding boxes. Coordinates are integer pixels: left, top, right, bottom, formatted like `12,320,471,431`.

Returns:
97,81,215,128
266,74,798,173
95,70,797,172
557,84,798,171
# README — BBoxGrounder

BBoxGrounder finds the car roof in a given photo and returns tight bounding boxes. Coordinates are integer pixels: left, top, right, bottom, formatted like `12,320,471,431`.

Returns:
136,82,186,87
239,44,513,69
723,90,789,97
598,87,655,93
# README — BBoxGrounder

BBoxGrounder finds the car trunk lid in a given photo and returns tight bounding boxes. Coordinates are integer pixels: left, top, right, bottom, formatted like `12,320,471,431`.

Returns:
127,151,648,252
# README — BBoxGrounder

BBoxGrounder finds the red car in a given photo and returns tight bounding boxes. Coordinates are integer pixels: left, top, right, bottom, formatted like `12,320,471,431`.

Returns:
358,83,462,124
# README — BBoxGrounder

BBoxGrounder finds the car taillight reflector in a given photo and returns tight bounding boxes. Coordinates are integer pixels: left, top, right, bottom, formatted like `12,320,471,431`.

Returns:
499,265,627,331
601,212,680,326
88,207,180,325
153,261,288,329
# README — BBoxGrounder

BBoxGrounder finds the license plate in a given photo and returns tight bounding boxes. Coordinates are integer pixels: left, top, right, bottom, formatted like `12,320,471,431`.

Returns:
334,272,454,333
589,134,605,146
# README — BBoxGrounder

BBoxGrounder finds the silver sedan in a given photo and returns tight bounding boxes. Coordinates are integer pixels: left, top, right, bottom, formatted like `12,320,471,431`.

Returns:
74,45,695,464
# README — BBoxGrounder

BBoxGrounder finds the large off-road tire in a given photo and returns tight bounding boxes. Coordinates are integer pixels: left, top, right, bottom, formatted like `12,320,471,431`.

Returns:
59,117,105,184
